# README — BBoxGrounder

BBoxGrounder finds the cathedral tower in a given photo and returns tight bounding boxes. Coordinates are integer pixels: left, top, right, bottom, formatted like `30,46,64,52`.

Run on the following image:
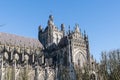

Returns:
38,15,65,48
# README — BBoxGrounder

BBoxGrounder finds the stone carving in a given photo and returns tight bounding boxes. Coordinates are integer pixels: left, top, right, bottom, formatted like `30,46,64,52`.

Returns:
3,52,8,60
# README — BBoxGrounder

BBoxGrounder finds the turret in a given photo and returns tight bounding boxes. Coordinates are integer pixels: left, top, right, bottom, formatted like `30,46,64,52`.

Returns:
49,15,54,22
38,15,65,48
84,31,90,68
48,15,54,27
61,24,65,36
38,25,43,32
84,30,87,41
38,25,43,41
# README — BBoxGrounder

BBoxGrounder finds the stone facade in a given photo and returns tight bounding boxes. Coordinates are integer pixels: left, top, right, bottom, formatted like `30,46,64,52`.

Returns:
0,15,98,80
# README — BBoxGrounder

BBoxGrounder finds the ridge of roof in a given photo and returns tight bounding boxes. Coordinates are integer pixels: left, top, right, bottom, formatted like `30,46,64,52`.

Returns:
0,32,43,49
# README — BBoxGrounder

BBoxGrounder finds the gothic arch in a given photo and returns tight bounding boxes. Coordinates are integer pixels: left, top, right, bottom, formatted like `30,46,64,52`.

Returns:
90,73,96,80
73,48,87,67
90,71,97,80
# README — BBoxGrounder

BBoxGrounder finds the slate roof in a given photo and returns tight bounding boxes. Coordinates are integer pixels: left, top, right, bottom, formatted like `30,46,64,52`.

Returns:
0,32,43,49
58,36,69,48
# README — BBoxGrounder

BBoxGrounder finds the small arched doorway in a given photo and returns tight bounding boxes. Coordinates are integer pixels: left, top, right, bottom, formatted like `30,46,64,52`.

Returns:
90,73,96,80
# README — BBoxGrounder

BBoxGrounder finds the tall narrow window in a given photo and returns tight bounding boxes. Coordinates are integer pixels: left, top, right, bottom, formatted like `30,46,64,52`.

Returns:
78,59,80,66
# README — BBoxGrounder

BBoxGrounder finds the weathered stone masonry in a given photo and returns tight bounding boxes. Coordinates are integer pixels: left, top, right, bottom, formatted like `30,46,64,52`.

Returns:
0,15,98,80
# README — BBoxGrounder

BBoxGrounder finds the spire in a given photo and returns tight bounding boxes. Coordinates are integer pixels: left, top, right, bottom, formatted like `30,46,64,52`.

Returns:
84,30,86,35
87,35,89,41
84,30,87,39
75,24,80,33
61,24,65,31
49,14,54,22
61,24,65,36
69,25,71,35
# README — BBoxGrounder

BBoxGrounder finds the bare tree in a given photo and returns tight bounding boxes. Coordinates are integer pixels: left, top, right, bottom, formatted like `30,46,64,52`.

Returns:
99,49,120,80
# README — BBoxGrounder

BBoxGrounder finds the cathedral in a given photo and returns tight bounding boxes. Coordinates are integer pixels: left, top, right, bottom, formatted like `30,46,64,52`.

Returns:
0,15,97,80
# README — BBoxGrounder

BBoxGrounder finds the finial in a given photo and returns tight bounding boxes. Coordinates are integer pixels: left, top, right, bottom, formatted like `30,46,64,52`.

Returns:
48,15,54,26
49,15,54,22
39,25,42,31
84,30,87,40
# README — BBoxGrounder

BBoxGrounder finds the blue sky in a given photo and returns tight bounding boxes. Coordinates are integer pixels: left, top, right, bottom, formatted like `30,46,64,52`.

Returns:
0,0,120,62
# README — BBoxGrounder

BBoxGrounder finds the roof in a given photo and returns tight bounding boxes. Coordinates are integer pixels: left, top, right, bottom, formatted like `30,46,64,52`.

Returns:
0,32,43,49
58,36,69,48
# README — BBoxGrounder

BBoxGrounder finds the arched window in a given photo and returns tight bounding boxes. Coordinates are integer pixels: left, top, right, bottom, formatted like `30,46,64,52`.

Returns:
78,59,80,66
90,73,96,80
64,51,68,66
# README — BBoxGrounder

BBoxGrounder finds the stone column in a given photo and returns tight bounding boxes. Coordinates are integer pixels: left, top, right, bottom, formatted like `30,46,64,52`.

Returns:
1,55,3,80
24,54,29,80
14,53,19,80
14,60,16,80
44,67,48,80
34,65,39,80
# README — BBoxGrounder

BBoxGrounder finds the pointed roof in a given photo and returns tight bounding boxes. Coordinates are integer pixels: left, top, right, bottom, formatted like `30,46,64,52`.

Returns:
58,36,69,48
49,15,54,22
75,24,80,33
